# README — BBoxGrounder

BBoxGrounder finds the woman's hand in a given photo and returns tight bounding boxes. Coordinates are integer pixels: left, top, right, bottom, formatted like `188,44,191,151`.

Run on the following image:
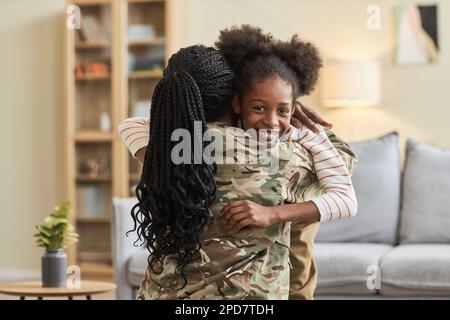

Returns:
220,200,279,231
292,101,333,133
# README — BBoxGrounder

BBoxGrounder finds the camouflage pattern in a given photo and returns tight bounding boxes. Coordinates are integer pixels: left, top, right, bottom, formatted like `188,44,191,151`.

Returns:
137,123,357,300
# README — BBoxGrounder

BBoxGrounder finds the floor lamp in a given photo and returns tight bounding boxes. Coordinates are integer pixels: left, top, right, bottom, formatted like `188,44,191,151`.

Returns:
320,60,382,140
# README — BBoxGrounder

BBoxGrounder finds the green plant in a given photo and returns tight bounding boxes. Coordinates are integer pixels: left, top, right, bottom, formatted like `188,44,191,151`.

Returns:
34,201,79,250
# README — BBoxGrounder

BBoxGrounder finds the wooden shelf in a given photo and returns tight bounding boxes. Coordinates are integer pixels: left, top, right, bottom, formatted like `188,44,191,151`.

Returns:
76,75,110,81
128,0,164,3
76,42,110,49
129,173,141,181
67,0,168,281
79,251,112,263
128,37,164,47
79,263,114,279
74,131,113,142
77,215,111,223
73,0,112,6
129,70,163,79
76,174,112,182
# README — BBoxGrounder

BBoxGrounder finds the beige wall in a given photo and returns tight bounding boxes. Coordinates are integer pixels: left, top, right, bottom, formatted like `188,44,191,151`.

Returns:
182,0,450,155
0,0,66,274
0,0,449,273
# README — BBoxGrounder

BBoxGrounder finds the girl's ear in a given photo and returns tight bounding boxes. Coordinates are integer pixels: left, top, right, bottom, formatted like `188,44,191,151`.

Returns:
232,95,241,115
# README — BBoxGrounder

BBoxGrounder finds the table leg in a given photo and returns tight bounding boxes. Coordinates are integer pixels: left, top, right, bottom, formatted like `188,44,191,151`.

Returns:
37,296,43,300
86,295,91,300
20,296,25,300
68,296,73,300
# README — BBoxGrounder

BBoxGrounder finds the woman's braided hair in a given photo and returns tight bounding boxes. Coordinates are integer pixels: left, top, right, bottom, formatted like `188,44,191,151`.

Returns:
215,24,322,103
129,45,234,288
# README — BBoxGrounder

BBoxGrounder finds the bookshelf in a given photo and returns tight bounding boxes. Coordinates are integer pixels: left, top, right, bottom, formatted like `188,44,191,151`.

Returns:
65,0,169,280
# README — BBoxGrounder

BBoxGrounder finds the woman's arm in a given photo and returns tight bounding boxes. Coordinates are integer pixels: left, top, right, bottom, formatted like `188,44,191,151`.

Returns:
118,117,149,163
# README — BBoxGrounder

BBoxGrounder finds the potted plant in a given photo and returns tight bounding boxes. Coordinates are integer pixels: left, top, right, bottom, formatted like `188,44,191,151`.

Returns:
34,201,78,287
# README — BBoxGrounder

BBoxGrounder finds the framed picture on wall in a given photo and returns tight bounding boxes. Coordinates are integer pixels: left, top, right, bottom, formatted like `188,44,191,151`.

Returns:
396,4,438,65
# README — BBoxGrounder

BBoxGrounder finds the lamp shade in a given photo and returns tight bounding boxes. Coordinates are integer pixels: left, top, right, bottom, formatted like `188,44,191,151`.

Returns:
321,60,381,108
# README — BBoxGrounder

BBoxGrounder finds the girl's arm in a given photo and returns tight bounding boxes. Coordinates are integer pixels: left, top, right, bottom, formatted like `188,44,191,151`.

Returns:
295,124,358,222
118,117,149,162
223,125,358,230
283,125,357,174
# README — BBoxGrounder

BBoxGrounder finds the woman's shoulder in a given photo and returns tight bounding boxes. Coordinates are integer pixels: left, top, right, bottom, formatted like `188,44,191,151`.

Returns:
281,141,314,169
206,123,255,149
207,122,244,136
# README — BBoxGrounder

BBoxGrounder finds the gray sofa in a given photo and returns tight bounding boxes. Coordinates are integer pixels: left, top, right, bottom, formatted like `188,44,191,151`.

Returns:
112,132,450,299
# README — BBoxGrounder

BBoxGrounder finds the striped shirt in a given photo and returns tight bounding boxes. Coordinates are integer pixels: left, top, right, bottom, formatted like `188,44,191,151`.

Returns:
287,125,358,221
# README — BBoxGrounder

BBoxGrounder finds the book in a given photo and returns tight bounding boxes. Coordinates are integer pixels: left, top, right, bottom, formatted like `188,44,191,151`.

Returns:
77,184,104,216
80,15,107,43
128,24,156,41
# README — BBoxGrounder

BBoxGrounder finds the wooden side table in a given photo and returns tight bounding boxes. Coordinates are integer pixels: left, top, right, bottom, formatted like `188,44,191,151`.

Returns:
0,280,116,300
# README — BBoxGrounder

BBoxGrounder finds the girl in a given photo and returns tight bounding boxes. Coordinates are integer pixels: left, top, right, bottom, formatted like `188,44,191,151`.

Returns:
215,27,358,299
120,27,357,299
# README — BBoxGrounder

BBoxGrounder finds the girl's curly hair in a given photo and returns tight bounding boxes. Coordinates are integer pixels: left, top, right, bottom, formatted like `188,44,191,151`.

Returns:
215,24,322,101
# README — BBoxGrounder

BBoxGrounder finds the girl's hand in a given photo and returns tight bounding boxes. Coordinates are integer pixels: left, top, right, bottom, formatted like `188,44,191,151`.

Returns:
220,200,279,231
292,101,333,132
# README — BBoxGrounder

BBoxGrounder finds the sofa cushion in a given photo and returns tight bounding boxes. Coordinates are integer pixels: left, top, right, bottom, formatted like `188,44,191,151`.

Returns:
316,132,401,244
314,243,393,295
128,249,148,287
380,244,450,296
400,140,450,243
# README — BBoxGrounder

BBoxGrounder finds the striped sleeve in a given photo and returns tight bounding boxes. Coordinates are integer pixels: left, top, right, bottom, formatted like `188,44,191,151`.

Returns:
118,117,150,158
294,125,358,222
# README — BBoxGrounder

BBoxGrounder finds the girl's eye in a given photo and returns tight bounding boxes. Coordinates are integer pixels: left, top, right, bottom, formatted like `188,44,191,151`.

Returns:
278,108,290,115
252,105,265,112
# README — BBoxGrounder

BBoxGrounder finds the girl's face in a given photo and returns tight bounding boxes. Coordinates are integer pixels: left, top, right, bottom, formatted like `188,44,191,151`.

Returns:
232,75,294,137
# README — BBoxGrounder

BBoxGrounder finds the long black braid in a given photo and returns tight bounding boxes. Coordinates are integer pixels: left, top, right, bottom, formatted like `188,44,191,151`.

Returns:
129,45,234,288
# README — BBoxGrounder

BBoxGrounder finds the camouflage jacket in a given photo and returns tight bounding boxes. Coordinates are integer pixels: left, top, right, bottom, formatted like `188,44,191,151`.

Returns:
137,123,356,300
